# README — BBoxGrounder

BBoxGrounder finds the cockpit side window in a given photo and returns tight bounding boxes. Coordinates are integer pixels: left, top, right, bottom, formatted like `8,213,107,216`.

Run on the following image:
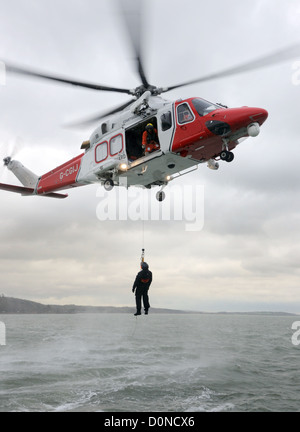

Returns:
177,103,194,124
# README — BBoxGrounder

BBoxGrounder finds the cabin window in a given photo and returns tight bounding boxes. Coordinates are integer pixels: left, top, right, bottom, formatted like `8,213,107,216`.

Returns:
110,134,123,156
161,111,172,131
192,98,221,117
95,141,108,163
177,103,194,124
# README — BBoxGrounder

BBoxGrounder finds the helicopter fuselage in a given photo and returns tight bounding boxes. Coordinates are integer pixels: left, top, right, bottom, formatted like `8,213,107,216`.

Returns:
1,94,268,200
35,94,268,197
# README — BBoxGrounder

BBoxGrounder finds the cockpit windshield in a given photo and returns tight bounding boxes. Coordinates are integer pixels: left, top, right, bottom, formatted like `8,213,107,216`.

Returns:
192,98,222,117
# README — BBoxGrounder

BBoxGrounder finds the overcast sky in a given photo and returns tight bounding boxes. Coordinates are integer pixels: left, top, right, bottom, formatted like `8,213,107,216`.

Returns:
1,0,300,313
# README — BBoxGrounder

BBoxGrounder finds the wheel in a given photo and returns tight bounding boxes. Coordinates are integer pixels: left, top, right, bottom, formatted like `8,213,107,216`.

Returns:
220,151,228,161
156,191,165,202
220,150,234,162
226,151,234,162
104,179,114,191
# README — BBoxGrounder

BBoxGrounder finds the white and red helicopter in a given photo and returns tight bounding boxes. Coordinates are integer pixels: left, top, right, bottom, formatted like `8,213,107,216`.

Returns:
0,3,299,201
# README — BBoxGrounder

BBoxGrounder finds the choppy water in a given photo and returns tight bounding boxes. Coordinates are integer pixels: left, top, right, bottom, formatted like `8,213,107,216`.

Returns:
0,313,299,412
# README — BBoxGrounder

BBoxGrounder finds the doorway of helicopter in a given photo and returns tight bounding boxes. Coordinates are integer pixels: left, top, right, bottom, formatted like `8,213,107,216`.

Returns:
125,117,159,162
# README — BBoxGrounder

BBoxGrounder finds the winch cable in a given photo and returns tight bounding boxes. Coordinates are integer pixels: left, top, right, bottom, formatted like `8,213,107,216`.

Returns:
141,190,145,264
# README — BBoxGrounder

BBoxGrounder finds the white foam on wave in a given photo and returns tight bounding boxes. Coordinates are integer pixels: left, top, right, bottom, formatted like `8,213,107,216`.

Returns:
184,386,235,412
53,390,101,412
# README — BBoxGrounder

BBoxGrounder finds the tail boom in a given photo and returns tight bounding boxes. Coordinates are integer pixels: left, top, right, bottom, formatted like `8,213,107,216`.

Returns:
1,153,84,199
36,153,84,195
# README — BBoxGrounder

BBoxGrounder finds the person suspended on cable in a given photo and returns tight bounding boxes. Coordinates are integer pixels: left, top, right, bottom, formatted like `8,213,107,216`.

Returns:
132,262,152,316
142,123,160,155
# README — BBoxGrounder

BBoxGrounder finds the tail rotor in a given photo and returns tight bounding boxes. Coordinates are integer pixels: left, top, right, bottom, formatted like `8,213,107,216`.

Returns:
0,137,24,178
3,156,11,167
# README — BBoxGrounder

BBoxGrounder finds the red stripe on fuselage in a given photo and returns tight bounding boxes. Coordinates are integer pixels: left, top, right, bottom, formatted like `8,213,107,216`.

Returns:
37,153,84,195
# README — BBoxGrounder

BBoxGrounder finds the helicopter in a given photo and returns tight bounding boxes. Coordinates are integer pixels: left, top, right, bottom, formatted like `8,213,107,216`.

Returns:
0,2,299,202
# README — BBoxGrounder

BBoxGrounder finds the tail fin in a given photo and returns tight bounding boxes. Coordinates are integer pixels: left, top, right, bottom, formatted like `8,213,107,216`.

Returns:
4,158,38,188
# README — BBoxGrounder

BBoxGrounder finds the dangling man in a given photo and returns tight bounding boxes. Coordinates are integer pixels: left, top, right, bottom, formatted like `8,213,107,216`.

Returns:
132,262,152,316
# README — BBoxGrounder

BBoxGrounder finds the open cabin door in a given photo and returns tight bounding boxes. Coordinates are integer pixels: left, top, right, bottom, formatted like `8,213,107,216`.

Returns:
124,116,160,162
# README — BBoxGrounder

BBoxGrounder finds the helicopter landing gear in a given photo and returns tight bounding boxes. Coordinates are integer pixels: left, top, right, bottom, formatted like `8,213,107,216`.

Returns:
220,139,234,163
156,184,166,202
220,150,234,162
104,178,114,191
156,190,165,202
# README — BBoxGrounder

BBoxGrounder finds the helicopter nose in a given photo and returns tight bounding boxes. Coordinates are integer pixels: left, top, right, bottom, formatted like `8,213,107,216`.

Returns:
240,106,268,127
226,106,268,126
207,106,268,134
204,106,268,140
247,107,268,125
211,106,268,124
243,107,268,137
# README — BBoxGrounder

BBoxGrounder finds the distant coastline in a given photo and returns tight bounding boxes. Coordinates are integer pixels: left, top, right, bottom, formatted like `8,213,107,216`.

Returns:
0,296,189,315
0,296,298,316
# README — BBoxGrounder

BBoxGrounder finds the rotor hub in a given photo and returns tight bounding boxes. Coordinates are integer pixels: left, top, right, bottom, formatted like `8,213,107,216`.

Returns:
133,84,159,97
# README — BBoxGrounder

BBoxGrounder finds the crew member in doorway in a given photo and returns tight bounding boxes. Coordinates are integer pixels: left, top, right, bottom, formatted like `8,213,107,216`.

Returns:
142,123,160,155
132,262,152,316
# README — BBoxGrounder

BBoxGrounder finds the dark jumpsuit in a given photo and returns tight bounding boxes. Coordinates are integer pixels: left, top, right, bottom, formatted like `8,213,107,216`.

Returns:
132,269,152,314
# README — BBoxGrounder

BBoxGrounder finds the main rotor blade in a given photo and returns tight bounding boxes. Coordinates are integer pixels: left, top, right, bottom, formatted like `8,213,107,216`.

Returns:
4,62,133,94
64,98,136,127
163,43,300,92
118,0,150,88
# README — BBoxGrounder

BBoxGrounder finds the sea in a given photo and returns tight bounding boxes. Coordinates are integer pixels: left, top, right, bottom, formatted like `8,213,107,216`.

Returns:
0,313,299,413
